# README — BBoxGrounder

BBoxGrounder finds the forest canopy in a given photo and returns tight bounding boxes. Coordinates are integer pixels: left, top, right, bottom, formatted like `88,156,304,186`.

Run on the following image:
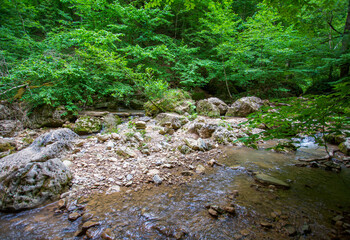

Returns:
0,0,349,111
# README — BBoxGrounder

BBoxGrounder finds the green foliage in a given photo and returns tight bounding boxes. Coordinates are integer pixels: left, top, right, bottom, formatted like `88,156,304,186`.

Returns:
244,94,350,149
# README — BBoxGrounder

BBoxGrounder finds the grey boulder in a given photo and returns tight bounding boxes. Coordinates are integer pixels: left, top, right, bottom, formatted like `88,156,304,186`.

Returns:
0,128,78,211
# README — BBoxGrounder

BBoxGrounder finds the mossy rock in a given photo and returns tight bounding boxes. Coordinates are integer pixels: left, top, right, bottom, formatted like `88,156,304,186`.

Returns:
144,89,193,117
339,139,350,155
73,116,102,135
196,99,220,118
0,140,15,152
103,114,122,132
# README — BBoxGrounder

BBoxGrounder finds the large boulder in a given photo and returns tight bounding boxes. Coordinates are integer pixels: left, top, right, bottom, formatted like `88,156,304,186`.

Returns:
226,96,263,117
0,120,23,137
73,116,102,135
207,98,228,115
0,128,78,211
29,105,74,128
144,89,193,116
156,113,189,130
196,99,220,118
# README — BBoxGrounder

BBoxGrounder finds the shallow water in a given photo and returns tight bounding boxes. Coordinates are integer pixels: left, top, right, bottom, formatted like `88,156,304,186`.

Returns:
1,144,349,240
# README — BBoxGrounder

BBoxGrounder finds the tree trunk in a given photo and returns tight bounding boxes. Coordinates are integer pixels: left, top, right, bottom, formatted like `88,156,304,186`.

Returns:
340,1,350,78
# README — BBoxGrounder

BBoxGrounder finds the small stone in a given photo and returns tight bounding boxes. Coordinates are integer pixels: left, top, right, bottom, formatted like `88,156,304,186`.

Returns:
240,229,250,236
82,221,100,230
335,221,343,227
82,212,94,222
260,221,273,228
153,174,163,185
111,133,120,140
332,215,344,222
106,185,121,194
101,228,115,240
284,224,297,236
208,208,218,217
301,224,311,234
106,141,114,150
163,164,173,169
181,171,193,176
126,174,133,181
195,164,205,174
68,212,81,221
208,159,216,167
147,169,160,176
135,121,146,129
125,181,133,187
223,206,236,215
97,134,109,142
57,198,66,209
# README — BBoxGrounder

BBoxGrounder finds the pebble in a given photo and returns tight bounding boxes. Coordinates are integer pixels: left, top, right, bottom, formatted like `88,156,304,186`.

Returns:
181,171,193,176
260,221,273,228
57,198,66,209
153,174,163,185
208,208,218,217
101,228,115,240
82,221,100,230
68,212,81,221
195,164,205,174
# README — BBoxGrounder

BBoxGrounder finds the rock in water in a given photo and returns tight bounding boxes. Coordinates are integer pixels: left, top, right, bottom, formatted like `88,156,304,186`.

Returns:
254,173,290,189
0,128,78,211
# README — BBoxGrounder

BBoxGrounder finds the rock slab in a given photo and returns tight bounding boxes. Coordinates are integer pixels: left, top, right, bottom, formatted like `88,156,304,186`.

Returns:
0,128,78,211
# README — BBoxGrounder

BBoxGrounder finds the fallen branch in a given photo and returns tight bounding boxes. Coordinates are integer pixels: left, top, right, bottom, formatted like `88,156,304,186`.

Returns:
0,84,27,97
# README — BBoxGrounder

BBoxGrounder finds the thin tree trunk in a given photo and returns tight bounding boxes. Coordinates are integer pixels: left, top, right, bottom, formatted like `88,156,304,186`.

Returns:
340,1,350,78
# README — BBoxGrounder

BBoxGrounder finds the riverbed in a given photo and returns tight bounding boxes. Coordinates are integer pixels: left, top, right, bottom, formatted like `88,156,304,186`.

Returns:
1,143,349,239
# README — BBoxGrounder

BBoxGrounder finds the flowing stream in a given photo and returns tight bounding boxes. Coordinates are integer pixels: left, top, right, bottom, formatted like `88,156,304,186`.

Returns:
1,140,350,239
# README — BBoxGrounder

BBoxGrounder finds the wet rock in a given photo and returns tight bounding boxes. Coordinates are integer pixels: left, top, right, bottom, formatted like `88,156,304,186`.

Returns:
226,96,263,117
153,174,163,185
223,206,236,215
208,208,219,217
57,198,66,209
82,212,94,222
260,221,273,228
254,173,290,189
0,128,78,211
0,120,23,137
68,212,81,221
101,228,115,240
73,116,102,135
82,220,100,230
135,121,147,129
196,99,220,118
